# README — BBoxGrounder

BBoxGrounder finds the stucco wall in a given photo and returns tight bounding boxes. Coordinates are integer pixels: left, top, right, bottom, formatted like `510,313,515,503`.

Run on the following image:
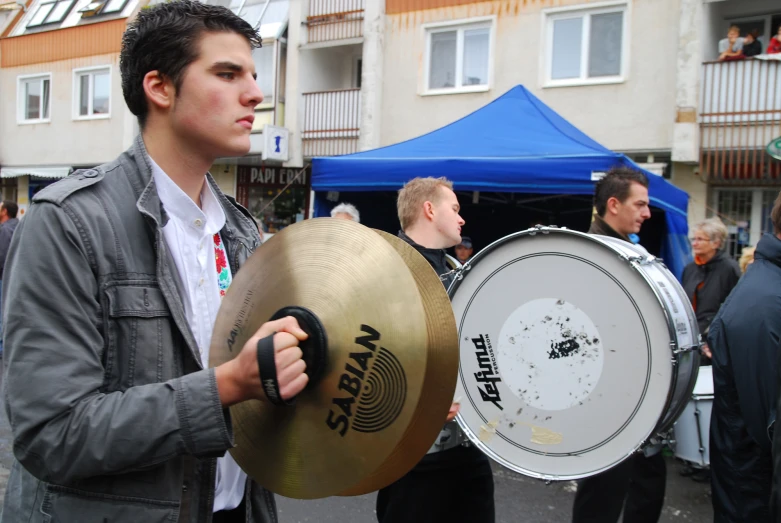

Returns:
0,53,129,168
380,0,680,153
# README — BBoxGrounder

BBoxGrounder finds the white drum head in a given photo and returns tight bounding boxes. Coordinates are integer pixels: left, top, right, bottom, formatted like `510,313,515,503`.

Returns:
451,229,674,480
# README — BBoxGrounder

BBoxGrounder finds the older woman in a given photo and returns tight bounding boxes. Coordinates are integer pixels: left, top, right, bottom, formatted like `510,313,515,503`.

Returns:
681,217,741,360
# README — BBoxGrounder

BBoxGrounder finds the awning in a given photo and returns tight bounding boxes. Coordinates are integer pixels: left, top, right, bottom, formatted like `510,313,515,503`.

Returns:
0,166,71,179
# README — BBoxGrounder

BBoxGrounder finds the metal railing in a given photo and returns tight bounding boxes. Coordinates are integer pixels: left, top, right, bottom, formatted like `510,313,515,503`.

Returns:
302,88,361,157
699,59,781,184
307,0,364,43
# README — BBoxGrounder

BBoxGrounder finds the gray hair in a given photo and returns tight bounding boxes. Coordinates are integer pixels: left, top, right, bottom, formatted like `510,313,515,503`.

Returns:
330,202,360,223
694,217,729,250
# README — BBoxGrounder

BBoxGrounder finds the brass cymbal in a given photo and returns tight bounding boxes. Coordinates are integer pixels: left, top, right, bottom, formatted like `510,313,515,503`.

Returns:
209,218,433,499
339,230,459,496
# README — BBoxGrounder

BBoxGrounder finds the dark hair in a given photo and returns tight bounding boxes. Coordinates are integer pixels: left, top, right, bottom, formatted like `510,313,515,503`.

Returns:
594,166,649,217
771,190,781,235
748,29,760,39
2,201,18,219
120,0,261,128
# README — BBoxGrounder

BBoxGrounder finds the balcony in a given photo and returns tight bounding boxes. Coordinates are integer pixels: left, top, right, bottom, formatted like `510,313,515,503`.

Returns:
699,58,781,184
307,0,364,44
302,88,361,157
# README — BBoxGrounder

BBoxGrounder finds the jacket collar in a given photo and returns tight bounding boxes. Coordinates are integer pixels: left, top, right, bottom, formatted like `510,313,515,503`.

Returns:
588,215,630,242
398,230,448,266
755,233,781,268
126,135,256,244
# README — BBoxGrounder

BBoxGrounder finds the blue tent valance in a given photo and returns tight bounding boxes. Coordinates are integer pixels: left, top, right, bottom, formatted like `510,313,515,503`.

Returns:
312,85,691,278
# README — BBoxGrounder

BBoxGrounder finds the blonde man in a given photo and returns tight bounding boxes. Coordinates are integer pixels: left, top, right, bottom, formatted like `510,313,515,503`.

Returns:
376,177,495,523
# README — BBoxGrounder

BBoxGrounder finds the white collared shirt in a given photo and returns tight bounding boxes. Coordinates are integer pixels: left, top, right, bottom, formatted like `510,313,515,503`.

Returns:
150,157,247,512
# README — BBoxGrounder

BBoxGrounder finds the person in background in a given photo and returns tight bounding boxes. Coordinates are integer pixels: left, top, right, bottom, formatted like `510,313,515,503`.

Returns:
0,201,20,357
454,236,474,264
767,25,781,54
330,202,360,223
711,191,781,522
681,218,741,362
719,25,745,61
739,245,756,274
742,29,763,57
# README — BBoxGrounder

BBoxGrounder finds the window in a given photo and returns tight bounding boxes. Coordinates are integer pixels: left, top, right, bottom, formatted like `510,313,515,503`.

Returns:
18,74,51,123
424,19,493,94
74,67,111,119
27,0,75,27
78,0,128,18
545,4,627,86
253,45,275,105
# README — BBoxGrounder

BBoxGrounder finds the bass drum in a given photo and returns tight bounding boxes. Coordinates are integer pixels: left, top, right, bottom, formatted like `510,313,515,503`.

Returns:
449,227,700,481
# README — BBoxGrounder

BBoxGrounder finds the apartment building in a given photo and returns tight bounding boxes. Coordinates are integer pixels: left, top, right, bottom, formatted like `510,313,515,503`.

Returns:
283,0,780,258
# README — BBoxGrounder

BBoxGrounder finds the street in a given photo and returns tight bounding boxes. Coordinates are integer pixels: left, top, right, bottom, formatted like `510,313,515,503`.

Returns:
275,459,713,523
0,371,712,522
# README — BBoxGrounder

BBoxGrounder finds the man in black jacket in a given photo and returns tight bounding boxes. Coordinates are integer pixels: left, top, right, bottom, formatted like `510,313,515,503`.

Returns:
376,176,495,523
572,167,666,523
713,191,781,522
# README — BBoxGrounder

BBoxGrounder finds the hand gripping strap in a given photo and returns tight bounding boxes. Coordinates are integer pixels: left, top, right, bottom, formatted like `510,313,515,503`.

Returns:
256,334,294,406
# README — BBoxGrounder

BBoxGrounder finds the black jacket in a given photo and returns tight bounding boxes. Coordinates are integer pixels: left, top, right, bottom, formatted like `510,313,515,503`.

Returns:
708,234,781,522
587,215,630,242
398,231,453,288
681,250,740,337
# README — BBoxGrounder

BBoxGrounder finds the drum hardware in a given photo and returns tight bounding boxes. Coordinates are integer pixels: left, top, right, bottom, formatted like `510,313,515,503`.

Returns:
209,218,459,499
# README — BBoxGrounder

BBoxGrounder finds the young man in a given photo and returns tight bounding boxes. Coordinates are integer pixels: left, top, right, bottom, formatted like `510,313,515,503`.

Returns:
1,3,308,522
376,177,495,523
572,167,665,523
715,191,781,521
454,236,473,264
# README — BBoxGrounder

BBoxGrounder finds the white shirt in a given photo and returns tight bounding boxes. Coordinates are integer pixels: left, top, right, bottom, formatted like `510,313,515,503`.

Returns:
150,157,248,512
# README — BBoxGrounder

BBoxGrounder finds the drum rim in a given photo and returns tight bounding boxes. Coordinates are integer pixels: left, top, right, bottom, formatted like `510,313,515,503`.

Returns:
448,226,699,478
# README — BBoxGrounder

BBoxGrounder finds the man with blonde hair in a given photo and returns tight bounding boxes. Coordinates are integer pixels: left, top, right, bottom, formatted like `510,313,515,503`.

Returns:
375,176,495,523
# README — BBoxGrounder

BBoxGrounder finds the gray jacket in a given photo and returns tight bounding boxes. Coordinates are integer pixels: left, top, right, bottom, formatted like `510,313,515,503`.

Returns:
1,136,277,523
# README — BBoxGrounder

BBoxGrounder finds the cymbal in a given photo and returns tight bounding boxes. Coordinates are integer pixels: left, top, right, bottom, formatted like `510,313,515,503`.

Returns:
338,230,459,495
209,218,433,499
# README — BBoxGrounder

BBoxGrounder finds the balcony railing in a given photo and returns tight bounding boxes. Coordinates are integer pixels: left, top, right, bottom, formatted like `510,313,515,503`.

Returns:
302,88,361,157
699,58,781,184
307,0,365,43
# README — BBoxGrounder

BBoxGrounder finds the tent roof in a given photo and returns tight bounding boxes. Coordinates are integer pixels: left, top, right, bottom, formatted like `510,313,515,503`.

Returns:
311,85,688,219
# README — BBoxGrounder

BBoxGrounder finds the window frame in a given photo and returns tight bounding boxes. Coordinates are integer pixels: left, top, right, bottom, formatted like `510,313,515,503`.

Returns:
421,16,496,96
17,73,52,125
26,0,76,28
73,66,112,121
542,1,630,88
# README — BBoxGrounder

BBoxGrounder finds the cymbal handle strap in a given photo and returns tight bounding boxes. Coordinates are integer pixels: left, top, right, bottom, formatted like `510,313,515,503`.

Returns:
256,334,294,406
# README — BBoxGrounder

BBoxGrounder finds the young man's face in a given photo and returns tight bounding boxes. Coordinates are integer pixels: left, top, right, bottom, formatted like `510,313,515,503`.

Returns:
454,245,473,262
728,29,739,42
431,186,465,248
170,31,263,158
611,182,651,236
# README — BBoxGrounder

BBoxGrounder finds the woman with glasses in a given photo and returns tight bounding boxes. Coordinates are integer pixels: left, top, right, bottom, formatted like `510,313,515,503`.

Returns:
681,217,741,362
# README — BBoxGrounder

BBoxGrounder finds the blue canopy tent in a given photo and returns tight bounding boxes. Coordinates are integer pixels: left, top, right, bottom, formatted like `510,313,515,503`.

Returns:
312,85,692,279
